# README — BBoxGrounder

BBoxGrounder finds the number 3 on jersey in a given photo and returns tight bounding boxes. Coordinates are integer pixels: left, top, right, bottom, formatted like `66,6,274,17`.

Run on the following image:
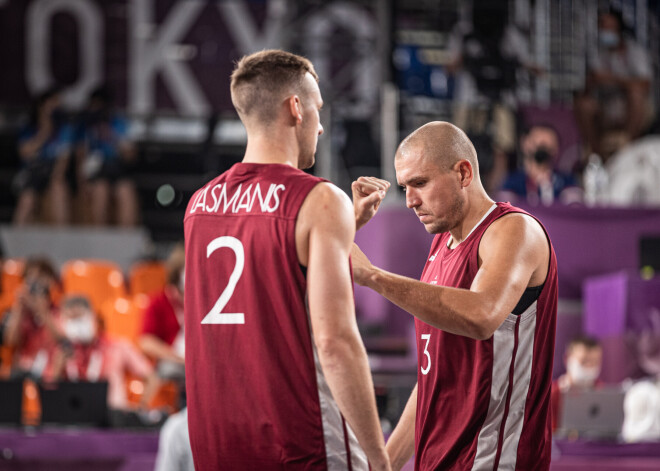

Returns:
201,236,245,325
420,333,431,375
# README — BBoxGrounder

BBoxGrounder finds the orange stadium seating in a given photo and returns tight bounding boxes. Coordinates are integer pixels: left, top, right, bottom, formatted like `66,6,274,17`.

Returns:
60,259,126,312
0,258,25,314
99,294,150,343
128,261,167,297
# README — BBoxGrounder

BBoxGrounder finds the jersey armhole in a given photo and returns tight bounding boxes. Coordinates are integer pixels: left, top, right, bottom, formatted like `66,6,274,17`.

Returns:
475,210,552,311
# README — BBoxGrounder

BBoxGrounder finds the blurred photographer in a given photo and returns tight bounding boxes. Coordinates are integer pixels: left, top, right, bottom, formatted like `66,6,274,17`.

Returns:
1,256,63,378
47,295,158,412
498,124,582,206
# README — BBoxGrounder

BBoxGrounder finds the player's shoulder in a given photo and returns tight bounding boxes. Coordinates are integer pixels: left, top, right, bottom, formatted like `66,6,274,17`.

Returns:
477,208,550,277
299,182,354,233
305,181,352,211
485,207,547,247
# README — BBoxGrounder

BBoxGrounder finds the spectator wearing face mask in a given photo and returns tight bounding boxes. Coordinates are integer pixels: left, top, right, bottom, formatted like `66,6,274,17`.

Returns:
574,9,654,159
551,336,604,431
1,256,63,379
47,295,158,411
498,124,581,206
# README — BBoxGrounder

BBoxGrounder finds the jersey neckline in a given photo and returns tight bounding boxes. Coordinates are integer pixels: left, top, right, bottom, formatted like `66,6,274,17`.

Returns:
446,203,497,249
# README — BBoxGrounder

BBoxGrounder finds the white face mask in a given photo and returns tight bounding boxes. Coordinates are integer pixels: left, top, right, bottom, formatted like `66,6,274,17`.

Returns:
64,316,97,344
567,358,600,387
599,30,620,48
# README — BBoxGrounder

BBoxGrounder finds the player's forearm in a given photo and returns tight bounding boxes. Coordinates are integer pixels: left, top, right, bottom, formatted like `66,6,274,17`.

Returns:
386,384,417,471
362,267,497,340
139,335,184,363
317,334,389,470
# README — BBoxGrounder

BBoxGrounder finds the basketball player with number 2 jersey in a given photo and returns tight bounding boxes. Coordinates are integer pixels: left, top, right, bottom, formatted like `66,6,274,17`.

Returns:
184,51,391,471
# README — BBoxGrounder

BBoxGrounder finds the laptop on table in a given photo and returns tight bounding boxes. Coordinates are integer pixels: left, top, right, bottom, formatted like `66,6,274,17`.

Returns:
556,386,625,440
39,381,109,427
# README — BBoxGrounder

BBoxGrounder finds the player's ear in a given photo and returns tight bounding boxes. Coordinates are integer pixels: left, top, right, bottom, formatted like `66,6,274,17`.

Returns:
288,95,303,124
455,159,473,187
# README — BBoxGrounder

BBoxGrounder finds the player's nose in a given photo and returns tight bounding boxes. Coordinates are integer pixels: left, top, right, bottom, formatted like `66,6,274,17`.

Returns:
406,190,421,209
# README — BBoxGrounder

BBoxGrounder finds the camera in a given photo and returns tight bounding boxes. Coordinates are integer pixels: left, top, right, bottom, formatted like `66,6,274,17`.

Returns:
28,281,50,297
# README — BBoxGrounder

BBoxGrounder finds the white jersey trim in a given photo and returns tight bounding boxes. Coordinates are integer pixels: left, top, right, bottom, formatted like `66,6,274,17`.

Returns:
307,307,369,470
471,301,537,471
447,203,497,249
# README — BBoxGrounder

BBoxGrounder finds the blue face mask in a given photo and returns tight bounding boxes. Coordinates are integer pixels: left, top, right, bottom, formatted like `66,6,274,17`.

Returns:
599,30,620,48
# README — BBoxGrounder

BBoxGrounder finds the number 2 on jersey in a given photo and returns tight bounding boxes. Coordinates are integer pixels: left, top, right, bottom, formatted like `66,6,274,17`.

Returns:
420,333,431,375
201,236,245,325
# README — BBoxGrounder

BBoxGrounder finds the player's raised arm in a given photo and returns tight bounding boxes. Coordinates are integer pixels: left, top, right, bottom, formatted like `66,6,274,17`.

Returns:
351,213,549,340
298,182,390,471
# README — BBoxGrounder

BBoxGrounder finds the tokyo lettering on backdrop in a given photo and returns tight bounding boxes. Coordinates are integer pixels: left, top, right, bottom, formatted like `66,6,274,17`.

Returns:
0,0,379,117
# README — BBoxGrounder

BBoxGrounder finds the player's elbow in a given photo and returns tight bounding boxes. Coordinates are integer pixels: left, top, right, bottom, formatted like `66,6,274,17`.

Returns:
315,332,363,371
467,309,500,341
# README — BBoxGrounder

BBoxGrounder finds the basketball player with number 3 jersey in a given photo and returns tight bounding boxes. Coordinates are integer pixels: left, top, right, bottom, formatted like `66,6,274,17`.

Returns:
351,122,558,470
184,51,390,471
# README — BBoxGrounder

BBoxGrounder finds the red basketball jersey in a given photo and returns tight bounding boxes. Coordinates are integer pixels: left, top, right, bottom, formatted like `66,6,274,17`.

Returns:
183,163,368,470
414,202,557,470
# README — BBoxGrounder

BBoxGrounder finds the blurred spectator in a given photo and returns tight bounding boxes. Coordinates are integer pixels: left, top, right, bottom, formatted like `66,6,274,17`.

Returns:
1,256,62,378
574,9,654,160
551,336,604,431
447,1,541,193
155,407,194,471
498,124,582,205
622,379,660,442
139,245,185,404
13,88,74,225
47,295,158,411
75,86,138,226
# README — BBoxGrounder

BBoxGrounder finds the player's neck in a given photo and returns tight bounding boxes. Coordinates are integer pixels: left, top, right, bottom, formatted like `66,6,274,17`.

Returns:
449,194,495,246
242,128,300,168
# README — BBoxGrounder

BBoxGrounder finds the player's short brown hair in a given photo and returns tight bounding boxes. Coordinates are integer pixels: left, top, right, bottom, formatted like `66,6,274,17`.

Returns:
230,49,318,124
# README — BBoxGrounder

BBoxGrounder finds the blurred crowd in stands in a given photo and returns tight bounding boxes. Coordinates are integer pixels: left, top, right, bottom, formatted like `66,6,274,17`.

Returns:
445,5,658,207
2,6,658,231
12,86,139,227
0,246,186,427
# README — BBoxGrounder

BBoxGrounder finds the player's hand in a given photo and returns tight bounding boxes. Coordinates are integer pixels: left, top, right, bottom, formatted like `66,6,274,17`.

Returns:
352,176,390,230
351,243,375,287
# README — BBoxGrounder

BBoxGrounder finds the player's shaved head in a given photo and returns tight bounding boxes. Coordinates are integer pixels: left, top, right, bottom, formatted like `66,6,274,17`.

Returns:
396,121,479,176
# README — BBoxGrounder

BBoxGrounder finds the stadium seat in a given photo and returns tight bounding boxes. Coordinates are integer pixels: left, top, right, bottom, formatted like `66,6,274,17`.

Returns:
0,346,13,379
61,259,126,312
99,294,150,343
0,258,24,314
125,373,180,413
128,261,167,297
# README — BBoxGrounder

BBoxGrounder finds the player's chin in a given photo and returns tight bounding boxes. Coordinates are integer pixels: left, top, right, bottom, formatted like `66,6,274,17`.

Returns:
423,221,446,234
